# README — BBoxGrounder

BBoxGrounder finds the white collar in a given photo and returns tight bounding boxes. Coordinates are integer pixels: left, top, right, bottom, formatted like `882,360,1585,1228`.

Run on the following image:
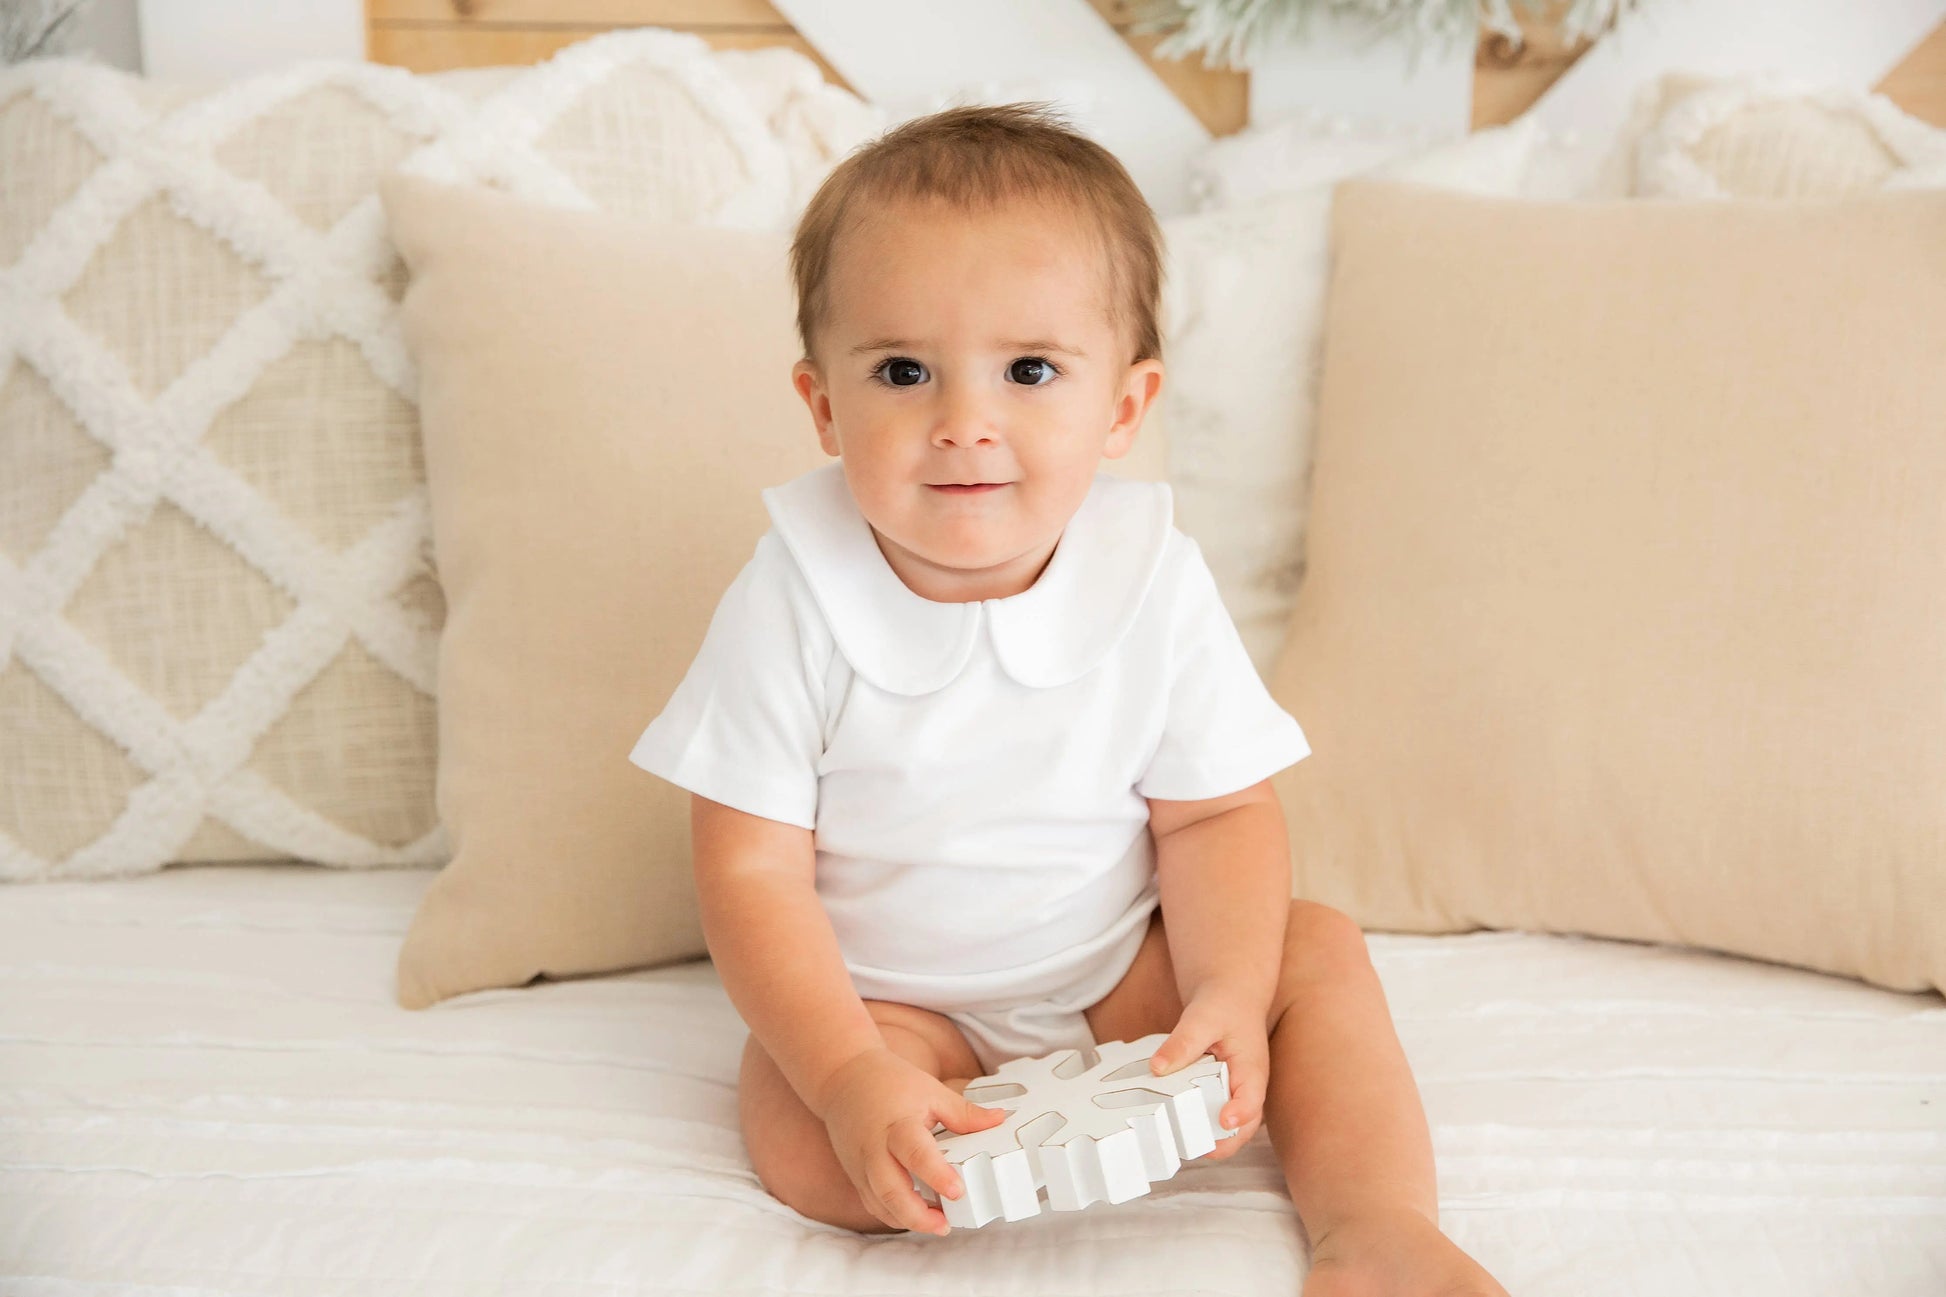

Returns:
761,461,1174,696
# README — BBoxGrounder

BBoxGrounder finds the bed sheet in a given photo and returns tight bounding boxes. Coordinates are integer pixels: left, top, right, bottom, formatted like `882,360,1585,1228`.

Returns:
2,863,1942,1296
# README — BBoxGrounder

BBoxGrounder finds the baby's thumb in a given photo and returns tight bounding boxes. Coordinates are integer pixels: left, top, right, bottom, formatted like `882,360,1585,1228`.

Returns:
938,1089,1010,1135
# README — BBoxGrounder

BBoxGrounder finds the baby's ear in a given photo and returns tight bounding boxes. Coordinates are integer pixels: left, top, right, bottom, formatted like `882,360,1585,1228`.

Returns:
1115,359,1164,428
790,360,839,452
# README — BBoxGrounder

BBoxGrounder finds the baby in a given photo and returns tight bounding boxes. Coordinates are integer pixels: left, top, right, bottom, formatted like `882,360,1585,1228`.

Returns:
629,103,1507,1295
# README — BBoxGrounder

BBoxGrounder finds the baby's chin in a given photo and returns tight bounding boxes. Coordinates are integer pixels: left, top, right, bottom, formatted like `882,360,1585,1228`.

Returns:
894,527,1039,576
910,539,1022,575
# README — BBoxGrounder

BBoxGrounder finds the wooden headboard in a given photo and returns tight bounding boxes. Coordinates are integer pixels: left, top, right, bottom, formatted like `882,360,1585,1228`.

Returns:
365,2,1946,134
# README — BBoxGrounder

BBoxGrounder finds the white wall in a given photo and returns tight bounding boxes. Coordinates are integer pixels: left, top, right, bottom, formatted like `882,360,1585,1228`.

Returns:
69,0,143,70
135,0,362,81
1248,10,1476,136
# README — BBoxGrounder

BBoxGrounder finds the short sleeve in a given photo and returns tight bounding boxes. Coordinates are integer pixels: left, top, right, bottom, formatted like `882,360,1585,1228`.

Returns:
627,536,827,829
1135,536,1311,802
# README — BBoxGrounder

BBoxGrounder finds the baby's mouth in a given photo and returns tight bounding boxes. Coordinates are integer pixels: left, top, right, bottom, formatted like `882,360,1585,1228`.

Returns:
928,483,1010,494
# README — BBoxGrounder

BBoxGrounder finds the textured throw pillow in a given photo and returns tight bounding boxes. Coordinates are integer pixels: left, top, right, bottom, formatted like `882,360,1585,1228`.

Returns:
380,170,1170,1008
0,27,872,882
1160,119,1547,672
1270,178,1946,995
1624,72,1946,198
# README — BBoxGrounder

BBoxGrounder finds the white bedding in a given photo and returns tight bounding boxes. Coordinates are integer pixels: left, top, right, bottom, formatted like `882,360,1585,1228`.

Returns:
2,863,1941,1296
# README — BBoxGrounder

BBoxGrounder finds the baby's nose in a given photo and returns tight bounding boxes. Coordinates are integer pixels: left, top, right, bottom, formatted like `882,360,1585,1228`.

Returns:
933,386,1000,447
934,424,999,450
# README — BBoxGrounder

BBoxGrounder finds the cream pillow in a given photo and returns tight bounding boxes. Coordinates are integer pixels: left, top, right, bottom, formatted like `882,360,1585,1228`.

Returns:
1624,72,1946,198
1270,178,1946,996
380,169,1168,1008
0,28,866,881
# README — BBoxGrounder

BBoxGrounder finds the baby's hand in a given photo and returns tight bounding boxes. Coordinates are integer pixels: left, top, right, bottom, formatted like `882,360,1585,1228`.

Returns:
811,1046,1008,1235
1147,985,1271,1159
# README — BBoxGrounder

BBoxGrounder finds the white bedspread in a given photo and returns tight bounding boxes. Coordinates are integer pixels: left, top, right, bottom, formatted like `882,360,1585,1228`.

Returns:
2,863,1941,1296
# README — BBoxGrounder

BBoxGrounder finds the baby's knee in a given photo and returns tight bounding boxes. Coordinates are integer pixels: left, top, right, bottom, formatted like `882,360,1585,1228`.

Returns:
1283,898,1370,971
737,1035,905,1235
750,1131,900,1236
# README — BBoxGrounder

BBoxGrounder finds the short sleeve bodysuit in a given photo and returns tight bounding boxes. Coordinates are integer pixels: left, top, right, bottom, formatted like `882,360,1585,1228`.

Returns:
628,460,1310,1016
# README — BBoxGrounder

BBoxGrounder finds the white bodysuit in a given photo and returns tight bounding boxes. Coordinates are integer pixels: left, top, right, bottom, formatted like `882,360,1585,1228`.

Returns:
628,460,1310,1073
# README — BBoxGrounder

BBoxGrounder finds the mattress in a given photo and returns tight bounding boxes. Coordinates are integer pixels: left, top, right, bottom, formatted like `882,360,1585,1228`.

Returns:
2,862,1941,1296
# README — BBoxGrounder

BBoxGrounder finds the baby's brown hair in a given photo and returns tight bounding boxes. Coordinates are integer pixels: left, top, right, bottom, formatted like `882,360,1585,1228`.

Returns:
788,101,1164,374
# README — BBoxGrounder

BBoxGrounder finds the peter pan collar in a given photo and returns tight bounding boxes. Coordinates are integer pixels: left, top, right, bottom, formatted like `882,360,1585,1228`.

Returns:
760,461,1173,696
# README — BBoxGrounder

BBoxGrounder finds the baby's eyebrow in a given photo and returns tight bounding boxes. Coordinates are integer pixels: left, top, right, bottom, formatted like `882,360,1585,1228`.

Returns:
847,336,912,355
848,336,1088,358
1001,338,1088,358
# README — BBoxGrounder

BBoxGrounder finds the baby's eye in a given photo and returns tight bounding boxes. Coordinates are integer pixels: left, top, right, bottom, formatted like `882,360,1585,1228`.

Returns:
1009,356,1062,386
871,357,928,387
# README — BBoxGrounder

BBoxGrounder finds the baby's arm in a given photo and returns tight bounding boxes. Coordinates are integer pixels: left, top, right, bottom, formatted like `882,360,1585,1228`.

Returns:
689,792,883,1113
696,792,1004,1236
1148,779,1290,1010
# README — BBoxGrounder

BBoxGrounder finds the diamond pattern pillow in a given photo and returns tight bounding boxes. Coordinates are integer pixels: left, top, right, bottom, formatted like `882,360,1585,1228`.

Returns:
0,28,878,880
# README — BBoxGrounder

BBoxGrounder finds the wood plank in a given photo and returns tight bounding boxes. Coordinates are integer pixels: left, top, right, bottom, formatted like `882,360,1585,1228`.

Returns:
1875,17,1946,126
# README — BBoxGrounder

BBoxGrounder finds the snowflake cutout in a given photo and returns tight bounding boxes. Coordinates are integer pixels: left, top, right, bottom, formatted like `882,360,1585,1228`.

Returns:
912,1031,1236,1229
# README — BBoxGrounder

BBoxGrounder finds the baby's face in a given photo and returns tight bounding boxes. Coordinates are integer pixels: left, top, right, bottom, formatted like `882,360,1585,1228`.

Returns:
790,194,1163,604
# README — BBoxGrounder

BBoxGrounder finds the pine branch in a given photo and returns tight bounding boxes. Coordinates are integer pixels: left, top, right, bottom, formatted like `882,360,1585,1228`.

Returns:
1125,0,1641,70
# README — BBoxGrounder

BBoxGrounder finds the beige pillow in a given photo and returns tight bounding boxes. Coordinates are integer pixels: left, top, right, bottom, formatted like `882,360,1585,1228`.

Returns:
1270,178,1946,996
0,28,860,881
379,170,1169,1008
1623,73,1946,199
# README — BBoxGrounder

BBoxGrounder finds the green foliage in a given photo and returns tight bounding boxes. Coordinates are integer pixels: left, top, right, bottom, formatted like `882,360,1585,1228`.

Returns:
1125,0,1643,70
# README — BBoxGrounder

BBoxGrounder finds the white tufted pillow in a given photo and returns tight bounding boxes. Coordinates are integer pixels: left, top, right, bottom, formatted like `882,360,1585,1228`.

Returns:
0,28,879,881
1625,71,1946,199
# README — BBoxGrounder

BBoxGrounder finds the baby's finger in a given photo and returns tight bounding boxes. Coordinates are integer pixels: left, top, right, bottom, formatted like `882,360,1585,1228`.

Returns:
890,1117,965,1208
1200,1111,1262,1160
1220,1052,1269,1135
1150,1011,1221,1075
866,1146,950,1236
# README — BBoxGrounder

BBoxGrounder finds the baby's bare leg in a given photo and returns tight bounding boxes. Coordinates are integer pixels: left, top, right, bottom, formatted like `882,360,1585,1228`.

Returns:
1262,902,1509,1293
739,999,982,1234
1261,900,1437,1239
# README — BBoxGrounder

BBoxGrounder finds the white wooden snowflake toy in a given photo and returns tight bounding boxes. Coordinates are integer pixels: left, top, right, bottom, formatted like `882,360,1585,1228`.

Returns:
911,1031,1236,1229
